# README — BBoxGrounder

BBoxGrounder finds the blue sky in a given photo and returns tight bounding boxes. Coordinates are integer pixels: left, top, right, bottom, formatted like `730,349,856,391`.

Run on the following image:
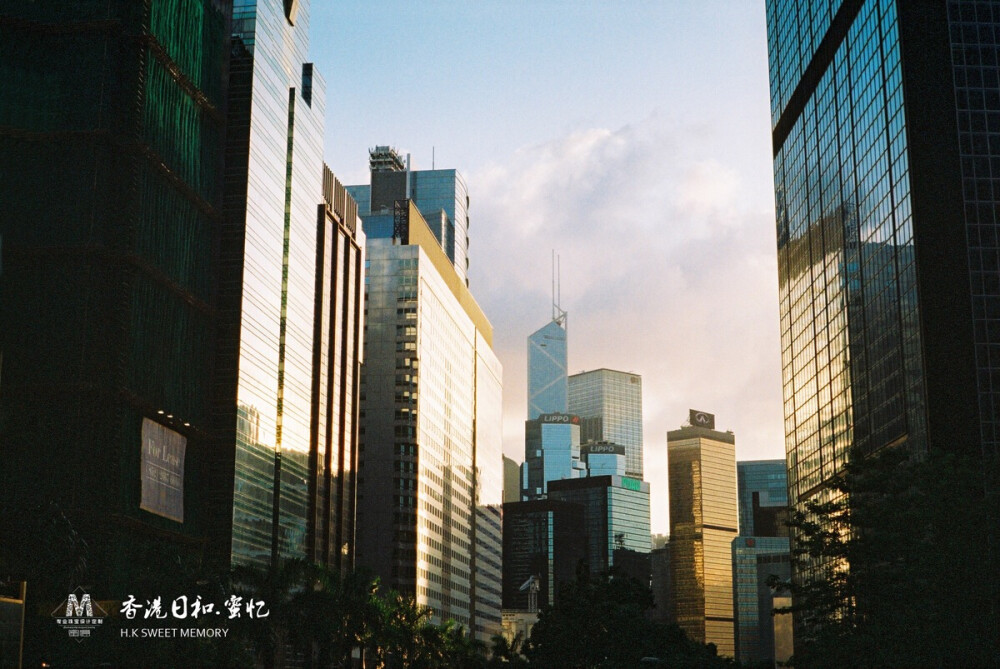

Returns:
309,1,780,533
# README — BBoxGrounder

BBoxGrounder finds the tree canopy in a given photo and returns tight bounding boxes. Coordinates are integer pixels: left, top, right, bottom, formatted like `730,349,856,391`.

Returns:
525,569,734,669
775,446,999,668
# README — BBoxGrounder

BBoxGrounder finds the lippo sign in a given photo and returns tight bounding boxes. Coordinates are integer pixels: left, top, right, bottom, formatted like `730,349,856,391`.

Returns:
539,413,579,424
582,443,625,455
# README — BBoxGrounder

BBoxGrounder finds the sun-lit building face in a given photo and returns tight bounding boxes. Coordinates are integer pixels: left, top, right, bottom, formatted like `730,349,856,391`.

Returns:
668,421,738,657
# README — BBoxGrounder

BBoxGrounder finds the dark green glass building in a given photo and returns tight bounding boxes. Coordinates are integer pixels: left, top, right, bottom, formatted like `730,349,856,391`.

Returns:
1,0,230,595
1,0,362,604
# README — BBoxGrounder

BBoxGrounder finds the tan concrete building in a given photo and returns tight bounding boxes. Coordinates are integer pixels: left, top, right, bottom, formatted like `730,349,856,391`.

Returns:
667,411,738,657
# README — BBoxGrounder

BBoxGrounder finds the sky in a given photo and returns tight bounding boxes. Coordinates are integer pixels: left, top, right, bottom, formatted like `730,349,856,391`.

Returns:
309,1,781,535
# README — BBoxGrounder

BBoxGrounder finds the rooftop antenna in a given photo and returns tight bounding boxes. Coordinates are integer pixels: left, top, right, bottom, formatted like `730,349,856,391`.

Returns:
552,250,567,327
432,146,435,170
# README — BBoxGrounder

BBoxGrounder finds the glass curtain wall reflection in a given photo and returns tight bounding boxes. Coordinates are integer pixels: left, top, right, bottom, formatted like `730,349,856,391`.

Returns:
521,413,586,499
217,0,336,569
528,319,568,419
307,167,364,573
766,0,1000,597
547,475,651,577
569,369,644,478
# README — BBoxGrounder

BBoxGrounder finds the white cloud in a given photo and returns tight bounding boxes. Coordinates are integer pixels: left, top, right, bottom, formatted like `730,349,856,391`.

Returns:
468,112,783,533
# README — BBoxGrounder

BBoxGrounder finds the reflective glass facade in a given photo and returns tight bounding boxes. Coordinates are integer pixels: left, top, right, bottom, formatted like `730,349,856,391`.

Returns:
770,0,926,521
218,0,360,570
356,202,502,641
410,170,470,284
308,168,365,573
736,460,788,536
528,319,568,419
582,442,628,477
521,414,586,499
568,369,645,478
548,475,651,576
667,425,738,657
731,460,790,663
767,0,1000,589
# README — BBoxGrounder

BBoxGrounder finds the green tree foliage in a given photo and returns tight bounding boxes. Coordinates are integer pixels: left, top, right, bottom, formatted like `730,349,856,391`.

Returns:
525,570,733,669
225,560,489,668
776,447,999,668
489,631,529,668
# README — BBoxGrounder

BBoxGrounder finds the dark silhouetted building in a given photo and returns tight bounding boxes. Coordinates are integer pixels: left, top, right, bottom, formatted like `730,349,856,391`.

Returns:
732,459,791,665
0,0,365,612
1,0,231,593
502,499,586,611
650,543,673,623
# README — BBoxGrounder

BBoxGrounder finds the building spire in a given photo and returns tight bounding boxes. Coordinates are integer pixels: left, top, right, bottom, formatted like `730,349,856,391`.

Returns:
552,250,567,327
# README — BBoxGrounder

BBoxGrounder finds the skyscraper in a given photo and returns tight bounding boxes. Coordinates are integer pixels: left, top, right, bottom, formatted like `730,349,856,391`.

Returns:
569,369,644,478
308,167,365,573
347,146,470,285
521,413,587,499
766,0,998,596
581,442,628,477
502,499,586,611
0,13,366,667
216,0,349,571
732,537,792,666
1,0,230,592
667,412,738,657
735,460,788,537
355,195,503,641
528,318,568,420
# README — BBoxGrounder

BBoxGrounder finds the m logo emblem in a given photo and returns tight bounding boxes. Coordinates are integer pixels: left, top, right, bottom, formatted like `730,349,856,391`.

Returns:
66,594,93,617
52,587,106,641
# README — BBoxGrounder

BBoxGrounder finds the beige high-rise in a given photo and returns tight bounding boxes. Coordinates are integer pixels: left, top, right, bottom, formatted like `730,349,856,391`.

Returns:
667,413,738,657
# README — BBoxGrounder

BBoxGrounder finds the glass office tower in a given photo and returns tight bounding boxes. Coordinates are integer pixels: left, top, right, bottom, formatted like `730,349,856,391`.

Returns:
347,146,471,285
308,168,365,573
582,442,628,477
356,201,503,642
521,413,587,499
569,369,644,478
732,537,792,664
667,419,739,657
216,0,368,572
766,0,998,587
